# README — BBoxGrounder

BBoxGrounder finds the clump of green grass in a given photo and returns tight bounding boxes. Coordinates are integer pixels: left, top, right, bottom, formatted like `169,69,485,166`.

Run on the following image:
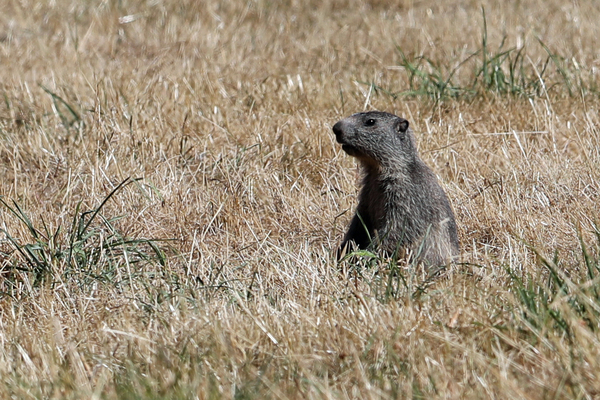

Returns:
40,85,84,133
339,249,444,305
365,9,593,103
0,178,168,298
507,226,600,340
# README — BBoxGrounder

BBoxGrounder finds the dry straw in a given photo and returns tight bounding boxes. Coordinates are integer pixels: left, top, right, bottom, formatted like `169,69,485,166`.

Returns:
1,0,600,398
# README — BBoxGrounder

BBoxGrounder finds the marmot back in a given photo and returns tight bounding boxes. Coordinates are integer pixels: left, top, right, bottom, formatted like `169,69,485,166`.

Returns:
332,111,459,268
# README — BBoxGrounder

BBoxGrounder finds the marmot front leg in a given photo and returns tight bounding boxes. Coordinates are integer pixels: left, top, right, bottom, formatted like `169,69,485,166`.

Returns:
338,212,372,259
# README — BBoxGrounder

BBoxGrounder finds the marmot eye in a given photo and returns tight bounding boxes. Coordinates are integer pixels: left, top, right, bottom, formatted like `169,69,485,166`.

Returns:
365,119,376,126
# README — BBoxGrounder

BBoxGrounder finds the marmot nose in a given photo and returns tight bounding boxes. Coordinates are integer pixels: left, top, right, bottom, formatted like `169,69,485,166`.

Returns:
332,121,344,140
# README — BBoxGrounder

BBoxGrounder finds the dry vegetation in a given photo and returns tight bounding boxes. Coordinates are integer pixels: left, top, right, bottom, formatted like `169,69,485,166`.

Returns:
1,0,600,398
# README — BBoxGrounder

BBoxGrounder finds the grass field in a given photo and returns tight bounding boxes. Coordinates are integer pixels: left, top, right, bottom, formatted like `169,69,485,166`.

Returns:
1,0,600,398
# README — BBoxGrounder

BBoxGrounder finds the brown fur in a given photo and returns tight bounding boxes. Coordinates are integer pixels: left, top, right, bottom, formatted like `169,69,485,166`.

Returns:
333,111,459,268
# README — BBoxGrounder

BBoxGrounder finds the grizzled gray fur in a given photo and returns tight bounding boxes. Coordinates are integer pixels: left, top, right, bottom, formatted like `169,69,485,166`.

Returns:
333,111,459,268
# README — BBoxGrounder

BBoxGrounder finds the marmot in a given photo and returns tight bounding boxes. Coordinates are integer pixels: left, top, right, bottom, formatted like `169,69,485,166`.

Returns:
333,111,459,268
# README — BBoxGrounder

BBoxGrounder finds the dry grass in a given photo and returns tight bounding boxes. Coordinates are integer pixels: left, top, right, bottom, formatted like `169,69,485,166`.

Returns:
1,0,600,398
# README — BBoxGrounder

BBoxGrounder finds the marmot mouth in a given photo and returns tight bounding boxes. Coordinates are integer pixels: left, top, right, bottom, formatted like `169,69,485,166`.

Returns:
341,144,360,156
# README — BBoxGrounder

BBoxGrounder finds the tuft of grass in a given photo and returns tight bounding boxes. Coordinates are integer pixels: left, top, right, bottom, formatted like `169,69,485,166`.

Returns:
369,8,595,103
40,85,84,133
0,178,168,297
339,249,445,305
507,226,600,341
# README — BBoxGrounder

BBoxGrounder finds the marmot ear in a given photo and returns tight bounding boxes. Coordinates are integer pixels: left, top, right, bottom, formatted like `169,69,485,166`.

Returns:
397,119,409,133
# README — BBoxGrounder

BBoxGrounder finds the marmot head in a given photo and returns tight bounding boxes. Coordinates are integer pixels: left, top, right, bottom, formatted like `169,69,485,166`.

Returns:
332,111,417,170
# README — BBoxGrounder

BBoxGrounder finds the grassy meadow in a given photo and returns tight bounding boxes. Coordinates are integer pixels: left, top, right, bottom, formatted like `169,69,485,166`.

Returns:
2,0,600,398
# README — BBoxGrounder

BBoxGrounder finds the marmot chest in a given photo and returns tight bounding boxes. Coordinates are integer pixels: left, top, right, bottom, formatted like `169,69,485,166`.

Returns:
358,176,400,230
